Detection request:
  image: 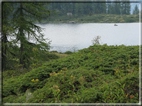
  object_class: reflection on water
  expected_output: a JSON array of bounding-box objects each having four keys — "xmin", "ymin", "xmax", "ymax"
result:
[{"xmin": 40, "ymin": 23, "xmax": 140, "ymax": 52}]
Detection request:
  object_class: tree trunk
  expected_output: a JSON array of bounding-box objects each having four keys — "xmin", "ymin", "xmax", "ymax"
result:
[
  {"xmin": 20, "ymin": 38, "xmax": 24, "ymax": 65},
  {"xmin": 19, "ymin": 3, "xmax": 25, "ymax": 68},
  {"xmin": 2, "ymin": 33, "xmax": 7, "ymax": 71}
]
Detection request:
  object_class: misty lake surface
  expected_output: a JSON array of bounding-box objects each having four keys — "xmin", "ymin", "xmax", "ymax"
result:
[{"xmin": 40, "ymin": 23, "xmax": 140, "ymax": 52}]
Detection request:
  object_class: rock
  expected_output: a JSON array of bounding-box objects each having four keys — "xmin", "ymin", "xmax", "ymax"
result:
[{"xmin": 25, "ymin": 89, "xmax": 33, "ymax": 102}]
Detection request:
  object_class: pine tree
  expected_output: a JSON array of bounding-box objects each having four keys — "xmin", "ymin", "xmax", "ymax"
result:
[
  {"xmin": 75, "ymin": 3, "xmax": 84, "ymax": 16},
  {"xmin": 1, "ymin": 3, "xmax": 14, "ymax": 70},
  {"xmin": 121, "ymin": 0, "xmax": 131, "ymax": 15},
  {"xmin": 114, "ymin": 1, "xmax": 121, "ymax": 15},
  {"xmin": 106, "ymin": 2, "xmax": 112, "ymax": 14},
  {"xmin": 133, "ymin": 5, "xmax": 139, "ymax": 15},
  {"xmin": 2, "ymin": 2, "xmax": 50, "ymax": 69},
  {"xmin": 14, "ymin": 3, "xmax": 50, "ymax": 68}
]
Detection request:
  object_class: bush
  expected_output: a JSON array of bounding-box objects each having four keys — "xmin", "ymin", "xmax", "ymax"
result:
[
  {"xmin": 3, "ymin": 45, "xmax": 139, "ymax": 103},
  {"xmin": 64, "ymin": 51, "xmax": 73, "ymax": 54},
  {"xmin": 3, "ymin": 67, "xmax": 53, "ymax": 98}
]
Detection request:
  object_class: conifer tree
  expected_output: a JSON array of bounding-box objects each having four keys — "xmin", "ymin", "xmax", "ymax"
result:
[
  {"xmin": 2, "ymin": 3, "xmax": 14, "ymax": 70},
  {"xmin": 2, "ymin": 2, "xmax": 50, "ymax": 69},
  {"xmin": 121, "ymin": 0, "xmax": 131, "ymax": 15},
  {"xmin": 13, "ymin": 3, "xmax": 50, "ymax": 68},
  {"xmin": 133, "ymin": 5, "xmax": 139, "ymax": 15}
]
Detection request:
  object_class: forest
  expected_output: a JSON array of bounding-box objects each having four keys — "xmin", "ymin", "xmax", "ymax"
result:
[
  {"xmin": 44, "ymin": 1, "xmax": 140, "ymax": 23},
  {"xmin": 47, "ymin": 1, "xmax": 131, "ymax": 16},
  {"xmin": 1, "ymin": 1, "xmax": 140, "ymax": 104}
]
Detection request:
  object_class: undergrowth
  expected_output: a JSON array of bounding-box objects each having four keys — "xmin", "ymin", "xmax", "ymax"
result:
[{"xmin": 3, "ymin": 44, "xmax": 139, "ymax": 103}]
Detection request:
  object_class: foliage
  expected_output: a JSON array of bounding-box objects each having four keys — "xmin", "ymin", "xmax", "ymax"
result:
[
  {"xmin": 2, "ymin": 69, "xmax": 29, "ymax": 80},
  {"xmin": 2, "ymin": 2, "xmax": 50, "ymax": 70},
  {"xmin": 3, "ymin": 67, "xmax": 53, "ymax": 98},
  {"xmin": 3, "ymin": 45, "xmax": 139, "ymax": 103}
]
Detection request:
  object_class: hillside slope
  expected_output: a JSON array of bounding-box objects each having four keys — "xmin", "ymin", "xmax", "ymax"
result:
[{"xmin": 3, "ymin": 44, "xmax": 139, "ymax": 103}]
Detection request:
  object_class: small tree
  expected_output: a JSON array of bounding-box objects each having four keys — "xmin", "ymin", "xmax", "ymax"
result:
[{"xmin": 92, "ymin": 36, "xmax": 101, "ymax": 45}]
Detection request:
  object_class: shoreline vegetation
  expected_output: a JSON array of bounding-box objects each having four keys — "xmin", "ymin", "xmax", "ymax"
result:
[{"xmin": 41, "ymin": 14, "xmax": 139, "ymax": 24}]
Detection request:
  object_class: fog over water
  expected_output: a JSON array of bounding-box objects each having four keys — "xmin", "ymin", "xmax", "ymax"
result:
[{"xmin": 39, "ymin": 23, "xmax": 140, "ymax": 52}]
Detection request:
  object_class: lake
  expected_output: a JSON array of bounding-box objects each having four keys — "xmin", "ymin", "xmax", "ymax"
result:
[{"xmin": 39, "ymin": 23, "xmax": 140, "ymax": 52}]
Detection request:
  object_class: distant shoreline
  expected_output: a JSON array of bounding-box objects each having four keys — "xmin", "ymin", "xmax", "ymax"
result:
[{"xmin": 41, "ymin": 14, "xmax": 140, "ymax": 24}]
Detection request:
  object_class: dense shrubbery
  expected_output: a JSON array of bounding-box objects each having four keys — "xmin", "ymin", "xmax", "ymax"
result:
[
  {"xmin": 3, "ymin": 67, "xmax": 53, "ymax": 97},
  {"xmin": 3, "ymin": 44, "xmax": 139, "ymax": 103},
  {"xmin": 64, "ymin": 51, "xmax": 73, "ymax": 54}
]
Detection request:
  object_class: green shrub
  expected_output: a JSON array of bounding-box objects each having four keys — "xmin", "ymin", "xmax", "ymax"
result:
[
  {"xmin": 3, "ymin": 67, "xmax": 53, "ymax": 98},
  {"xmin": 78, "ymin": 88, "xmax": 103, "ymax": 103},
  {"xmin": 3, "ymin": 45, "xmax": 139, "ymax": 103},
  {"xmin": 101, "ymin": 71, "xmax": 139, "ymax": 103},
  {"xmin": 64, "ymin": 51, "xmax": 73, "ymax": 54}
]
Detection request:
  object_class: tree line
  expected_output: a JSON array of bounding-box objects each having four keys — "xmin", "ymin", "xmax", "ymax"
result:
[{"xmin": 46, "ymin": 0, "xmax": 139, "ymax": 16}]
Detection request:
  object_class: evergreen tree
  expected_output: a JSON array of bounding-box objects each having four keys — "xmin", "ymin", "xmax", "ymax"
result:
[
  {"xmin": 2, "ymin": 2, "xmax": 50, "ymax": 69},
  {"xmin": 106, "ymin": 0, "xmax": 130, "ymax": 15},
  {"xmin": 106, "ymin": 1, "xmax": 113, "ymax": 14},
  {"xmin": 94, "ymin": 3, "xmax": 103, "ymax": 14},
  {"xmin": 1, "ymin": 3, "xmax": 14, "ymax": 70},
  {"xmin": 13, "ymin": 3, "xmax": 50, "ymax": 68},
  {"xmin": 83, "ymin": 3, "xmax": 92, "ymax": 15},
  {"xmin": 121, "ymin": 0, "xmax": 131, "ymax": 15},
  {"xmin": 72, "ymin": 3, "xmax": 75, "ymax": 15},
  {"xmin": 75, "ymin": 3, "xmax": 84, "ymax": 16},
  {"xmin": 114, "ymin": 1, "xmax": 121, "ymax": 14},
  {"xmin": 133, "ymin": 5, "xmax": 139, "ymax": 15},
  {"xmin": 101, "ymin": 2, "xmax": 107, "ymax": 14}
]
